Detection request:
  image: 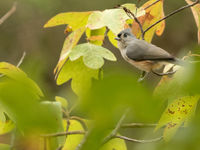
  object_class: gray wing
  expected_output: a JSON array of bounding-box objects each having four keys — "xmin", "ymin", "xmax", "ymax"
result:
[{"xmin": 126, "ymin": 39, "xmax": 175, "ymax": 61}]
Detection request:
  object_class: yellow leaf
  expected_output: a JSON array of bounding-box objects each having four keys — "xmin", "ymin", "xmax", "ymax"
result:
[
  {"xmin": 156, "ymin": 96, "xmax": 199, "ymax": 141},
  {"xmin": 62, "ymin": 120, "xmax": 85, "ymax": 150},
  {"xmin": 132, "ymin": 0, "xmax": 165, "ymax": 42},
  {"xmin": 44, "ymin": 12, "xmax": 91, "ymax": 30},
  {"xmin": 54, "ymin": 27, "xmax": 85, "ymax": 78},
  {"xmin": 185, "ymin": 0, "xmax": 200, "ymax": 44}
]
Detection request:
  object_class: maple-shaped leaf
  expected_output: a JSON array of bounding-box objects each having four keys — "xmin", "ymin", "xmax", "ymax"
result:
[
  {"xmin": 185, "ymin": 0, "xmax": 200, "ymax": 44},
  {"xmin": 132, "ymin": 0, "xmax": 165, "ymax": 42},
  {"xmin": 69, "ymin": 43, "xmax": 116, "ymax": 69},
  {"xmin": 155, "ymin": 95, "xmax": 199, "ymax": 141},
  {"xmin": 87, "ymin": 3, "xmax": 145, "ymax": 35},
  {"xmin": 54, "ymin": 27, "xmax": 85, "ymax": 78},
  {"xmin": 56, "ymin": 58, "xmax": 99, "ymax": 96},
  {"xmin": 44, "ymin": 12, "xmax": 91, "ymax": 30}
]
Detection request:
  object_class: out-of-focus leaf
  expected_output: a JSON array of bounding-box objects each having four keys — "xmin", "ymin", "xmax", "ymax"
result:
[
  {"xmin": 87, "ymin": 3, "xmax": 145, "ymax": 34},
  {"xmin": 0, "ymin": 63, "xmax": 64, "ymax": 149},
  {"xmin": 0, "ymin": 107, "xmax": 6, "ymax": 122},
  {"xmin": 44, "ymin": 12, "xmax": 91, "ymax": 30},
  {"xmin": 69, "ymin": 43, "xmax": 116, "ymax": 69},
  {"xmin": 0, "ymin": 144, "xmax": 10, "ymax": 150},
  {"xmin": 56, "ymin": 58, "xmax": 99, "ymax": 96},
  {"xmin": 132, "ymin": 0, "xmax": 165, "ymax": 42},
  {"xmin": 0, "ymin": 120, "xmax": 14, "ymax": 135},
  {"xmin": 54, "ymin": 27, "xmax": 85, "ymax": 78},
  {"xmin": 78, "ymin": 69, "xmax": 163, "ymax": 150},
  {"xmin": 185, "ymin": 0, "xmax": 200, "ymax": 44},
  {"xmin": 100, "ymin": 138, "xmax": 127, "ymax": 150},
  {"xmin": 156, "ymin": 96, "xmax": 199, "ymax": 141},
  {"xmin": 0, "ymin": 62, "xmax": 43, "ymax": 98},
  {"xmin": 62, "ymin": 120, "xmax": 85, "ymax": 150},
  {"xmin": 107, "ymin": 30, "xmax": 118, "ymax": 48},
  {"xmin": 86, "ymin": 27, "xmax": 106, "ymax": 45},
  {"xmin": 55, "ymin": 96, "xmax": 68, "ymax": 110}
]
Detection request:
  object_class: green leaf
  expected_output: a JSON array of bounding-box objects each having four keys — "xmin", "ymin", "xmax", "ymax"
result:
[
  {"xmin": 62, "ymin": 120, "xmax": 85, "ymax": 150},
  {"xmin": 100, "ymin": 138, "xmax": 127, "ymax": 150},
  {"xmin": 55, "ymin": 96, "xmax": 68, "ymax": 110},
  {"xmin": 107, "ymin": 30, "xmax": 118, "ymax": 48},
  {"xmin": 0, "ymin": 120, "xmax": 15, "ymax": 135},
  {"xmin": 44, "ymin": 12, "xmax": 91, "ymax": 30},
  {"xmin": 56, "ymin": 58, "xmax": 99, "ymax": 96},
  {"xmin": 156, "ymin": 96, "xmax": 199, "ymax": 141},
  {"xmin": 69, "ymin": 43, "xmax": 116, "ymax": 69},
  {"xmin": 0, "ymin": 62, "xmax": 43, "ymax": 98},
  {"xmin": 87, "ymin": 3, "xmax": 145, "ymax": 34},
  {"xmin": 54, "ymin": 27, "xmax": 85, "ymax": 77}
]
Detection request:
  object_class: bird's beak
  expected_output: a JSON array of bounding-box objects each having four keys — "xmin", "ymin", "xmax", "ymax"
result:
[{"xmin": 115, "ymin": 37, "xmax": 121, "ymax": 41}]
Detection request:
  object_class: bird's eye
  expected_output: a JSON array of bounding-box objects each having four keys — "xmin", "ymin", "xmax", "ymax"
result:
[
  {"xmin": 124, "ymin": 33, "xmax": 128, "ymax": 38},
  {"xmin": 117, "ymin": 33, "xmax": 121, "ymax": 38}
]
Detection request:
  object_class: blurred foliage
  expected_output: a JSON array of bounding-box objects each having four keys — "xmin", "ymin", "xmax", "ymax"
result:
[{"xmin": 0, "ymin": 0, "xmax": 200, "ymax": 150}]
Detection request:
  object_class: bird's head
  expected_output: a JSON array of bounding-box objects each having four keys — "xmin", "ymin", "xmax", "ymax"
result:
[{"xmin": 115, "ymin": 28, "xmax": 136, "ymax": 50}]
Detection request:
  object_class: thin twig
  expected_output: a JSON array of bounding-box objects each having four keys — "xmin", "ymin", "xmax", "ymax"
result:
[
  {"xmin": 142, "ymin": 0, "xmax": 200, "ymax": 37},
  {"xmin": 102, "ymin": 109, "xmax": 129, "ymax": 144},
  {"xmin": 121, "ymin": 123, "xmax": 157, "ymax": 128},
  {"xmin": 114, "ymin": 135, "xmax": 163, "ymax": 143},
  {"xmin": 17, "ymin": 52, "xmax": 26, "ymax": 67},
  {"xmin": 122, "ymin": 7, "xmax": 145, "ymax": 40},
  {"xmin": 0, "ymin": 2, "xmax": 17, "ymax": 26},
  {"xmin": 70, "ymin": 116, "xmax": 88, "ymax": 131},
  {"xmin": 41, "ymin": 130, "xmax": 86, "ymax": 137},
  {"xmin": 144, "ymin": 0, "xmax": 161, "ymax": 10}
]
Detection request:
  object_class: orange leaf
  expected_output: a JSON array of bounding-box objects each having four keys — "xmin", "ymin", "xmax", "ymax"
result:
[{"xmin": 132, "ymin": 0, "xmax": 165, "ymax": 42}]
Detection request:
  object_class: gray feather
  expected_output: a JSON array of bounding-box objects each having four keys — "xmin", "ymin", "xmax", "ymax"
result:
[{"xmin": 126, "ymin": 39, "xmax": 175, "ymax": 61}]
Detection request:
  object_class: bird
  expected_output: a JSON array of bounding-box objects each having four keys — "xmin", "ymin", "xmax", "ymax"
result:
[{"xmin": 115, "ymin": 28, "xmax": 183, "ymax": 82}]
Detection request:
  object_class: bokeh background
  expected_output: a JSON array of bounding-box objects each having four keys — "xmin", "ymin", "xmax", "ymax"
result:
[
  {"xmin": 0, "ymin": 0, "xmax": 200, "ymax": 150},
  {"xmin": 0, "ymin": 0, "xmax": 199, "ymax": 99}
]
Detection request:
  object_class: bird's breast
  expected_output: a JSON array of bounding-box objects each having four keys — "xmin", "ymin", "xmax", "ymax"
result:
[{"xmin": 120, "ymin": 49, "xmax": 153, "ymax": 72}]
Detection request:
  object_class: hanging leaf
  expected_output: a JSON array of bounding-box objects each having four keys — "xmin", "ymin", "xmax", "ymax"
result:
[
  {"xmin": 44, "ymin": 12, "xmax": 92, "ymax": 30},
  {"xmin": 56, "ymin": 58, "xmax": 99, "ymax": 96},
  {"xmin": 69, "ymin": 43, "xmax": 116, "ymax": 69},
  {"xmin": 155, "ymin": 96, "xmax": 199, "ymax": 141},
  {"xmin": 54, "ymin": 27, "xmax": 85, "ymax": 78},
  {"xmin": 185, "ymin": 0, "xmax": 200, "ymax": 44},
  {"xmin": 132, "ymin": 0, "xmax": 165, "ymax": 42}
]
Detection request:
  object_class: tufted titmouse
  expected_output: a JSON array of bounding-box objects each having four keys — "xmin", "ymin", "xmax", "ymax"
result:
[{"xmin": 115, "ymin": 28, "xmax": 182, "ymax": 82}]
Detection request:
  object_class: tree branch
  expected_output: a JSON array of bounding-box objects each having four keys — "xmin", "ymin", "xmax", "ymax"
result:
[
  {"xmin": 0, "ymin": 2, "xmax": 17, "ymax": 26},
  {"xmin": 102, "ymin": 109, "xmax": 129, "ymax": 144},
  {"xmin": 122, "ymin": 7, "xmax": 145, "ymax": 40},
  {"xmin": 41, "ymin": 130, "xmax": 86, "ymax": 138},
  {"xmin": 144, "ymin": 0, "xmax": 161, "ymax": 10},
  {"xmin": 121, "ymin": 123, "xmax": 157, "ymax": 128},
  {"xmin": 114, "ymin": 135, "xmax": 163, "ymax": 143},
  {"xmin": 142, "ymin": 0, "xmax": 200, "ymax": 37}
]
